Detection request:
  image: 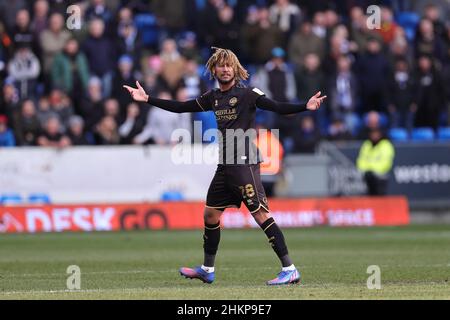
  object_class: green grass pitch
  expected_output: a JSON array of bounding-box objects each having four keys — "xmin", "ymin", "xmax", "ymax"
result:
[{"xmin": 1, "ymin": 225, "xmax": 449, "ymax": 299}]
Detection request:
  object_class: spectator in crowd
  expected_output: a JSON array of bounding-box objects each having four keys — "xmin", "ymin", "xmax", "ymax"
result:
[
  {"xmin": 1, "ymin": 78, "xmax": 20, "ymax": 120},
  {"xmin": 355, "ymin": 38, "xmax": 390, "ymax": 113},
  {"xmin": 0, "ymin": 21, "xmax": 13, "ymax": 76},
  {"xmin": 414, "ymin": 18, "xmax": 445, "ymax": 65},
  {"xmin": 142, "ymin": 55, "xmax": 165, "ymax": 95},
  {"xmin": 252, "ymin": 47, "xmax": 297, "ymax": 133},
  {"xmin": 208, "ymin": 5, "xmax": 240, "ymax": 54},
  {"xmin": 295, "ymin": 53, "xmax": 326, "ymax": 131},
  {"xmin": 0, "ymin": 0, "xmax": 27, "ymax": 33},
  {"xmin": 178, "ymin": 31, "xmax": 201, "ymax": 62},
  {"xmin": 152, "ymin": 0, "xmax": 187, "ymax": 36},
  {"xmin": 7, "ymin": 44, "xmax": 41, "ymax": 99},
  {"xmin": 51, "ymin": 38, "xmax": 90, "ymax": 113},
  {"xmin": 159, "ymin": 38, "xmax": 186, "ymax": 94},
  {"xmin": 85, "ymin": 0, "xmax": 114, "ymax": 26},
  {"xmin": 252, "ymin": 47, "xmax": 297, "ymax": 103},
  {"xmin": 444, "ymin": 24, "xmax": 450, "ymax": 67},
  {"xmin": 134, "ymin": 90, "xmax": 190, "ymax": 145},
  {"xmin": 292, "ymin": 115, "xmax": 321, "ymax": 154},
  {"xmin": 423, "ymin": 3, "xmax": 446, "ymax": 38},
  {"xmin": 348, "ymin": 6, "xmax": 382, "ymax": 55},
  {"xmin": 80, "ymin": 76, "xmax": 104, "ymax": 130},
  {"xmin": 357, "ymin": 127, "xmax": 395, "ymax": 196},
  {"xmin": 269, "ymin": 0, "xmax": 301, "ymax": 45},
  {"xmin": 327, "ymin": 115, "xmax": 353, "ymax": 141},
  {"xmin": 239, "ymin": 5, "xmax": 259, "ymax": 63},
  {"xmin": 36, "ymin": 95, "xmax": 52, "ymax": 126},
  {"xmin": 37, "ymin": 115, "xmax": 71, "ymax": 147},
  {"xmin": 48, "ymin": 88, "xmax": 74, "ymax": 129},
  {"xmin": 94, "ymin": 115, "xmax": 120, "ymax": 145},
  {"xmin": 413, "ymin": 55, "xmax": 445, "ymax": 130},
  {"xmin": 118, "ymin": 102, "xmax": 145, "ymax": 144},
  {"xmin": 388, "ymin": 33, "xmax": 413, "ymax": 66},
  {"xmin": 116, "ymin": 20, "xmax": 143, "ymax": 64},
  {"xmin": 67, "ymin": 115, "xmax": 91, "ymax": 146},
  {"xmin": 39, "ymin": 12, "xmax": 71, "ymax": 75},
  {"xmin": 102, "ymin": 98, "xmax": 121, "ymax": 124},
  {"xmin": 0, "ymin": 115, "xmax": 15, "ymax": 147},
  {"xmin": 241, "ymin": 7, "xmax": 283, "ymax": 64},
  {"xmin": 288, "ymin": 20, "xmax": 325, "ymax": 68},
  {"xmin": 181, "ymin": 58, "xmax": 208, "ymax": 100},
  {"xmin": 112, "ymin": 54, "xmax": 138, "ymax": 116},
  {"xmin": 327, "ymin": 54, "xmax": 359, "ymax": 135},
  {"xmin": 114, "ymin": 6, "xmax": 134, "ymax": 31},
  {"xmin": 11, "ymin": 9, "xmax": 37, "ymax": 52},
  {"xmin": 30, "ymin": 0, "xmax": 49, "ymax": 38},
  {"xmin": 358, "ymin": 110, "xmax": 384, "ymax": 140},
  {"xmin": 376, "ymin": 6, "xmax": 399, "ymax": 45},
  {"xmin": 296, "ymin": 53, "xmax": 324, "ymax": 102},
  {"xmin": 387, "ymin": 58, "xmax": 416, "ymax": 130},
  {"xmin": 13, "ymin": 99, "xmax": 41, "ymax": 146},
  {"xmin": 82, "ymin": 18, "xmax": 116, "ymax": 98},
  {"xmin": 311, "ymin": 11, "xmax": 327, "ymax": 39}
]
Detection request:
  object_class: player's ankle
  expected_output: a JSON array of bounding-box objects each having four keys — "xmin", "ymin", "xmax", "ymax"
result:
[
  {"xmin": 281, "ymin": 264, "xmax": 296, "ymax": 272},
  {"xmin": 201, "ymin": 265, "xmax": 215, "ymax": 273}
]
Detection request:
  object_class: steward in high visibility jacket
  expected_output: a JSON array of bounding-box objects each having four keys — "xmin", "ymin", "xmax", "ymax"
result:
[{"xmin": 356, "ymin": 128, "xmax": 395, "ymax": 195}]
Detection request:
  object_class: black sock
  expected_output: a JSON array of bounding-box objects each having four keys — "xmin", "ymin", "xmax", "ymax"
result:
[
  {"xmin": 203, "ymin": 221, "xmax": 220, "ymax": 267},
  {"xmin": 260, "ymin": 217, "xmax": 293, "ymax": 267}
]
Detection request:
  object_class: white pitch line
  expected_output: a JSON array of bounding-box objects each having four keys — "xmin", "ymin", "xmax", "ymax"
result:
[
  {"xmin": 4, "ymin": 264, "xmax": 450, "ymax": 278},
  {"xmin": 5, "ymin": 266, "xmax": 277, "ymax": 278},
  {"xmin": 0, "ymin": 287, "xmax": 152, "ymax": 295}
]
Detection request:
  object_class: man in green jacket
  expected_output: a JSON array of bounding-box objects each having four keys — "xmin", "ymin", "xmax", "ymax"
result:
[
  {"xmin": 51, "ymin": 38, "xmax": 90, "ymax": 97},
  {"xmin": 357, "ymin": 128, "xmax": 395, "ymax": 195}
]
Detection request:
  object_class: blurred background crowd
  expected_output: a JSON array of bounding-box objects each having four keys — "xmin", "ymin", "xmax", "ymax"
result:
[{"xmin": 0, "ymin": 0, "xmax": 449, "ymax": 153}]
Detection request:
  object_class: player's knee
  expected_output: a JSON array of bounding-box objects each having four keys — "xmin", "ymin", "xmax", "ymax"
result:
[
  {"xmin": 252, "ymin": 208, "xmax": 271, "ymax": 226},
  {"xmin": 204, "ymin": 207, "xmax": 222, "ymax": 225}
]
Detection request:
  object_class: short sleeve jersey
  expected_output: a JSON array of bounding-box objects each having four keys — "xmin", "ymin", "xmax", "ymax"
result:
[{"xmin": 196, "ymin": 84, "xmax": 266, "ymax": 165}]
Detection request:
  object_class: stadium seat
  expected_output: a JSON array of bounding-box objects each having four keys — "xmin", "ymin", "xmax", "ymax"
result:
[
  {"xmin": 28, "ymin": 193, "xmax": 51, "ymax": 204},
  {"xmin": 161, "ymin": 191, "xmax": 184, "ymax": 202},
  {"xmin": 437, "ymin": 127, "xmax": 450, "ymax": 141},
  {"xmin": 283, "ymin": 137, "xmax": 294, "ymax": 154},
  {"xmin": 411, "ymin": 127, "xmax": 435, "ymax": 142},
  {"xmin": 193, "ymin": 111, "xmax": 217, "ymax": 143},
  {"xmin": 134, "ymin": 14, "xmax": 159, "ymax": 48},
  {"xmin": 395, "ymin": 12, "xmax": 420, "ymax": 41},
  {"xmin": 389, "ymin": 127, "xmax": 409, "ymax": 142},
  {"xmin": 0, "ymin": 193, "xmax": 23, "ymax": 205}
]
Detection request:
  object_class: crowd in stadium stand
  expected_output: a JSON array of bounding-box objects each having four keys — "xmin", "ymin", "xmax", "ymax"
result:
[{"xmin": 0, "ymin": 0, "xmax": 449, "ymax": 152}]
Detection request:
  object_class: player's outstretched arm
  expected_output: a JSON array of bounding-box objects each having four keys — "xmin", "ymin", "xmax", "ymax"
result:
[
  {"xmin": 257, "ymin": 91, "xmax": 327, "ymax": 114},
  {"xmin": 123, "ymin": 81, "xmax": 203, "ymax": 113}
]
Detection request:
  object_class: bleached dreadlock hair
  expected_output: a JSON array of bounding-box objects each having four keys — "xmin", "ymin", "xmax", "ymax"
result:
[{"xmin": 205, "ymin": 47, "xmax": 249, "ymax": 82}]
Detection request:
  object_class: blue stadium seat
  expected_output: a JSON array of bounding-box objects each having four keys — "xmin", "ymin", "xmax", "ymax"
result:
[
  {"xmin": 193, "ymin": 111, "xmax": 217, "ymax": 143},
  {"xmin": 134, "ymin": 14, "xmax": 159, "ymax": 48},
  {"xmin": 395, "ymin": 12, "xmax": 420, "ymax": 41},
  {"xmin": 0, "ymin": 193, "xmax": 23, "ymax": 205},
  {"xmin": 28, "ymin": 193, "xmax": 51, "ymax": 204},
  {"xmin": 411, "ymin": 127, "xmax": 435, "ymax": 142},
  {"xmin": 437, "ymin": 127, "xmax": 450, "ymax": 141},
  {"xmin": 389, "ymin": 127, "xmax": 408, "ymax": 142},
  {"xmin": 161, "ymin": 191, "xmax": 184, "ymax": 202}
]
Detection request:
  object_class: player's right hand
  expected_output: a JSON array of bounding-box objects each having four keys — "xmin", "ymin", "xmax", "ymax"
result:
[{"xmin": 123, "ymin": 81, "xmax": 149, "ymax": 102}]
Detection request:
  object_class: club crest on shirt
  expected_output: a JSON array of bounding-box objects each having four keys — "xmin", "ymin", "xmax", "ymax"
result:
[{"xmin": 229, "ymin": 97, "xmax": 238, "ymax": 106}]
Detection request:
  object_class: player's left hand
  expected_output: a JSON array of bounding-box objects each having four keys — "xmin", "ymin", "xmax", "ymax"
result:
[{"xmin": 306, "ymin": 91, "xmax": 327, "ymax": 111}]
